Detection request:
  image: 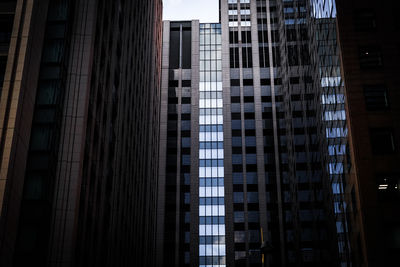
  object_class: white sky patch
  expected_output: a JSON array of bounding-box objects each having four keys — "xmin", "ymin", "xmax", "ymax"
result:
[{"xmin": 163, "ymin": 0, "xmax": 219, "ymax": 23}]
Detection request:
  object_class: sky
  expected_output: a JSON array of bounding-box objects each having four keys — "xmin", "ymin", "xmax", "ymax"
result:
[{"xmin": 163, "ymin": 0, "xmax": 219, "ymax": 23}]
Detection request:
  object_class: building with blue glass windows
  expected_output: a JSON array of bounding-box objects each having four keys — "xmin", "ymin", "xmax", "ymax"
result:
[{"xmin": 157, "ymin": 0, "xmax": 357, "ymax": 267}]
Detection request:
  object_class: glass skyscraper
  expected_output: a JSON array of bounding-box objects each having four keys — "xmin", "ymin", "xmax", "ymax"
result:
[{"xmin": 158, "ymin": 0, "xmax": 352, "ymax": 266}]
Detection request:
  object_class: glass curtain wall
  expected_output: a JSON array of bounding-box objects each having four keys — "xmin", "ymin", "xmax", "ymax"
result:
[{"xmin": 198, "ymin": 23, "xmax": 226, "ymax": 267}]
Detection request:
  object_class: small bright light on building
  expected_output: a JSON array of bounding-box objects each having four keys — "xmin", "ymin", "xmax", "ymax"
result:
[{"xmin": 378, "ymin": 184, "xmax": 389, "ymax": 190}]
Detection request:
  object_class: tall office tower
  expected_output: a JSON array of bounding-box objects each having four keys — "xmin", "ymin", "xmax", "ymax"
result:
[
  {"xmin": 307, "ymin": 1, "xmax": 353, "ymax": 266},
  {"xmin": 334, "ymin": 0, "xmax": 400, "ymax": 266},
  {"xmin": 158, "ymin": 1, "xmax": 350, "ymax": 266},
  {"xmin": 0, "ymin": 1, "xmax": 162, "ymax": 267}
]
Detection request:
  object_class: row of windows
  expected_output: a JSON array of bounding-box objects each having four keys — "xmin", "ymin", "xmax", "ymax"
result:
[
  {"xmin": 200, "ymin": 197, "xmax": 225, "ymax": 205},
  {"xmin": 199, "ymin": 256, "xmax": 226, "ymax": 266},
  {"xmin": 230, "ymin": 47, "xmax": 252, "ymax": 68},
  {"xmin": 233, "ymin": 192, "xmax": 259, "ymax": 203},
  {"xmin": 200, "ymin": 108, "xmax": 223, "ymax": 115},
  {"xmin": 199, "ymin": 70, "xmax": 222, "ymax": 82},
  {"xmin": 199, "ymin": 81, "xmax": 223, "ymax": 91},
  {"xmin": 199, "ymin": 23, "xmax": 226, "ymax": 262},
  {"xmin": 199, "ymin": 235, "xmax": 225, "ymax": 244},
  {"xmin": 200, "ymin": 141, "xmax": 224, "ymax": 149},
  {"xmin": 199, "ymin": 148, "xmax": 224, "ymax": 160},
  {"xmin": 199, "ymin": 205, "xmax": 225, "ymax": 216},
  {"xmin": 199, "ymin": 186, "xmax": 225, "ymax": 198},
  {"xmin": 200, "ymin": 125, "xmax": 224, "ymax": 132},
  {"xmin": 199, "ymin": 178, "xmax": 224, "ymax": 187},
  {"xmin": 200, "ymin": 159, "xmax": 224, "ymax": 167},
  {"xmin": 199, "ymin": 224, "xmax": 226, "ymax": 236},
  {"xmin": 199, "ymin": 34, "xmax": 222, "ymax": 45}
]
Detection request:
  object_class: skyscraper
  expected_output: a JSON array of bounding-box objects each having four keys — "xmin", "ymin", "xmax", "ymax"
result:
[
  {"xmin": 157, "ymin": 0, "xmax": 350, "ymax": 266},
  {"xmin": 0, "ymin": 0, "xmax": 162, "ymax": 266},
  {"xmin": 335, "ymin": 0, "xmax": 400, "ymax": 266}
]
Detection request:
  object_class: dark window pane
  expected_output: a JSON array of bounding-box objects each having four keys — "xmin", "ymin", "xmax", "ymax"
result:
[
  {"xmin": 233, "ymin": 172, "xmax": 243, "ymax": 184},
  {"xmin": 231, "ymin": 79, "xmax": 240, "ymax": 86},
  {"xmin": 247, "ymin": 192, "xmax": 258, "ymax": 203},
  {"xmin": 234, "ymin": 192, "xmax": 244, "ymax": 203},
  {"xmin": 242, "ymin": 47, "xmax": 252, "ymax": 68},
  {"xmin": 363, "ymin": 84, "xmax": 389, "ymax": 110},
  {"xmin": 182, "ymin": 28, "xmax": 192, "ymax": 68},
  {"xmin": 182, "ymin": 80, "xmax": 191, "ymax": 87},
  {"xmin": 241, "ymin": 31, "xmax": 251, "ymax": 44},
  {"xmin": 230, "ymin": 47, "xmax": 240, "ymax": 68},
  {"xmin": 229, "ymin": 30, "xmax": 239, "ymax": 44},
  {"xmin": 354, "ymin": 9, "xmax": 376, "ymax": 31},
  {"xmin": 288, "ymin": 45, "xmax": 298, "ymax": 66},
  {"xmin": 370, "ymin": 128, "xmax": 396, "ymax": 154},
  {"xmin": 259, "ymin": 46, "xmax": 269, "ymax": 68},
  {"xmin": 169, "ymin": 29, "xmax": 180, "ymax": 68}
]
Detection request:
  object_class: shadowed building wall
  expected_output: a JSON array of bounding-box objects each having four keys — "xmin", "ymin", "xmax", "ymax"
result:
[
  {"xmin": 336, "ymin": 0, "xmax": 400, "ymax": 266},
  {"xmin": 0, "ymin": 0, "xmax": 162, "ymax": 266}
]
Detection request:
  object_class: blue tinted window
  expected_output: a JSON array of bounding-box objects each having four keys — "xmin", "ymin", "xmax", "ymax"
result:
[{"xmin": 233, "ymin": 173, "xmax": 243, "ymax": 184}]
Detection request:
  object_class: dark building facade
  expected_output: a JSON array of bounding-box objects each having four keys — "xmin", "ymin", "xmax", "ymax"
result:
[
  {"xmin": 0, "ymin": 0, "xmax": 162, "ymax": 267},
  {"xmin": 335, "ymin": 0, "xmax": 400, "ymax": 266},
  {"xmin": 158, "ymin": 1, "xmax": 351, "ymax": 267}
]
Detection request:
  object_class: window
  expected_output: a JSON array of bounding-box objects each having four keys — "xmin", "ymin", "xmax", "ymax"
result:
[
  {"xmin": 370, "ymin": 128, "xmax": 396, "ymax": 154},
  {"xmin": 248, "ymin": 230, "xmax": 260, "ymax": 243},
  {"xmin": 231, "ymin": 79, "xmax": 240, "ymax": 86},
  {"xmin": 182, "ymin": 80, "xmax": 191, "ymax": 87},
  {"xmin": 232, "ymin": 136, "xmax": 242, "ymax": 147},
  {"xmin": 233, "ymin": 172, "xmax": 243, "ymax": 184},
  {"xmin": 259, "ymin": 46, "xmax": 269, "ymax": 68},
  {"xmin": 301, "ymin": 44, "xmax": 310, "ymax": 65},
  {"xmin": 245, "ymin": 172, "xmax": 256, "ymax": 184},
  {"xmin": 288, "ymin": 45, "xmax": 298, "ymax": 66},
  {"xmin": 363, "ymin": 84, "xmax": 389, "ymax": 110},
  {"xmin": 354, "ymin": 9, "xmax": 376, "ymax": 31},
  {"xmin": 243, "ymin": 79, "xmax": 253, "ymax": 86},
  {"xmin": 232, "ymin": 154, "xmax": 243, "ymax": 164},
  {"xmin": 232, "ymin": 120, "xmax": 241, "ymax": 130},
  {"xmin": 272, "ymin": 46, "xmax": 281, "ymax": 66},
  {"xmin": 168, "ymin": 80, "xmax": 178, "ymax": 87},
  {"xmin": 234, "ymin": 192, "xmax": 244, "ymax": 203},
  {"xmin": 245, "ymin": 136, "xmax": 256, "ymax": 146},
  {"xmin": 182, "ymin": 104, "xmax": 191, "ymax": 114},
  {"xmin": 241, "ymin": 31, "xmax": 251, "ymax": 44},
  {"xmin": 246, "ymin": 154, "xmax": 256, "ymax": 164},
  {"xmin": 234, "ymin": 231, "xmax": 246, "ymax": 243},
  {"xmin": 230, "ymin": 47, "xmax": 240, "ymax": 68},
  {"xmin": 359, "ymin": 46, "xmax": 383, "ymax": 69},
  {"xmin": 248, "ymin": 211, "xmax": 259, "ymax": 223},
  {"xmin": 242, "ymin": 47, "xmax": 253, "ymax": 68},
  {"xmin": 229, "ymin": 31, "xmax": 239, "ymax": 43},
  {"xmin": 234, "ymin": 211, "xmax": 244, "ymax": 223},
  {"xmin": 247, "ymin": 192, "xmax": 258, "ymax": 203}
]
